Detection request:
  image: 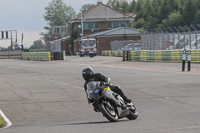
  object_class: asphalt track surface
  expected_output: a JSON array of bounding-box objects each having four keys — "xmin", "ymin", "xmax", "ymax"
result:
[{"xmin": 1, "ymin": 56, "xmax": 200, "ymax": 133}]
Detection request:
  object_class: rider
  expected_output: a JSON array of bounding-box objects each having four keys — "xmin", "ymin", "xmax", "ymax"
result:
[{"xmin": 82, "ymin": 66, "xmax": 132, "ymax": 103}]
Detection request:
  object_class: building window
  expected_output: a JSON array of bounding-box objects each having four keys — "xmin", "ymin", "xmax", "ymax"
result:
[
  {"xmin": 95, "ymin": 22, "xmax": 100, "ymax": 29},
  {"xmin": 88, "ymin": 22, "xmax": 93, "ymax": 30},
  {"xmin": 107, "ymin": 21, "xmax": 126, "ymax": 29},
  {"xmin": 113, "ymin": 21, "xmax": 119, "ymax": 28},
  {"xmin": 61, "ymin": 28, "xmax": 66, "ymax": 34},
  {"xmin": 83, "ymin": 22, "xmax": 100, "ymax": 30},
  {"xmin": 108, "ymin": 22, "xmax": 112, "ymax": 29},
  {"xmin": 53, "ymin": 28, "xmax": 60, "ymax": 34}
]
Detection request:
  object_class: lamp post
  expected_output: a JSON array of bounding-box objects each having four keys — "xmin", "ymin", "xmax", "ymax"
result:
[
  {"xmin": 123, "ymin": 10, "xmax": 125, "ymax": 38},
  {"xmin": 81, "ymin": 11, "xmax": 84, "ymax": 38}
]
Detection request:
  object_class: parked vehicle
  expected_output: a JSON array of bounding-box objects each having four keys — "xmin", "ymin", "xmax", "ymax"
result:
[
  {"xmin": 118, "ymin": 43, "xmax": 141, "ymax": 51},
  {"xmin": 80, "ymin": 38, "xmax": 97, "ymax": 57},
  {"xmin": 86, "ymin": 81, "xmax": 138, "ymax": 122}
]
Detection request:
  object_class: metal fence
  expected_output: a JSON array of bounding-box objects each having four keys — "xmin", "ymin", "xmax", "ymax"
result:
[
  {"xmin": 110, "ymin": 24, "xmax": 200, "ymax": 51},
  {"xmin": 141, "ymin": 24, "xmax": 200, "ymax": 50},
  {"xmin": 46, "ymin": 41, "xmax": 62, "ymax": 52}
]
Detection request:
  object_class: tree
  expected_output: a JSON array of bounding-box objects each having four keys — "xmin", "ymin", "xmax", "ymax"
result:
[
  {"xmin": 133, "ymin": 18, "xmax": 145, "ymax": 29},
  {"xmin": 135, "ymin": 0, "xmax": 143, "ymax": 13},
  {"xmin": 161, "ymin": 11, "xmax": 183, "ymax": 28},
  {"xmin": 106, "ymin": 0, "xmax": 120, "ymax": 10},
  {"xmin": 182, "ymin": 0, "xmax": 195, "ymax": 25},
  {"xmin": 106, "ymin": 0, "xmax": 130, "ymax": 12},
  {"xmin": 128, "ymin": 0, "xmax": 136, "ymax": 12},
  {"xmin": 70, "ymin": 31, "xmax": 77, "ymax": 55},
  {"xmin": 159, "ymin": 0, "xmax": 171, "ymax": 21},
  {"xmin": 79, "ymin": 4, "xmax": 96, "ymax": 14},
  {"xmin": 194, "ymin": 10, "xmax": 200, "ymax": 24},
  {"xmin": 143, "ymin": 0, "xmax": 153, "ymax": 21},
  {"xmin": 43, "ymin": 0, "xmax": 76, "ymax": 30},
  {"xmin": 29, "ymin": 40, "xmax": 45, "ymax": 49},
  {"xmin": 119, "ymin": 0, "xmax": 129, "ymax": 13}
]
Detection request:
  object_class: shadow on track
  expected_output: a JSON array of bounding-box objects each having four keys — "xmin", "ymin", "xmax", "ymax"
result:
[{"xmin": 52, "ymin": 119, "xmax": 129, "ymax": 126}]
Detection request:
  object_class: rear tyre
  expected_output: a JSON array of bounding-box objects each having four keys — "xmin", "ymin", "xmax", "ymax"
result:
[
  {"xmin": 126, "ymin": 105, "xmax": 138, "ymax": 120},
  {"xmin": 99, "ymin": 101, "xmax": 118, "ymax": 122}
]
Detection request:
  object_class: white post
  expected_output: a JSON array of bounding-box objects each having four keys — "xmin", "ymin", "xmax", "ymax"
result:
[{"xmin": 81, "ymin": 11, "xmax": 84, "ymax": 38}]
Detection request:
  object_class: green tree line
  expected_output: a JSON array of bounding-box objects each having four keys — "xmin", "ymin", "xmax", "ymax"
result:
[
  {"xmin": 124, "ymin": 0, "xmax": 200, "ymax": 30},
  {"xmin": 44, "ymin": 0, "xmax": 200, "ymax": 31}
]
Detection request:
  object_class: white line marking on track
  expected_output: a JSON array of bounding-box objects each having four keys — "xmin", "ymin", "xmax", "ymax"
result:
[
  {"xmin": 46, "ymin": 79, "xmax": 82, "ymax": 89},
  {"xmin": 0, "ymin": 109, "xmax": 12, "ymax": 129}
]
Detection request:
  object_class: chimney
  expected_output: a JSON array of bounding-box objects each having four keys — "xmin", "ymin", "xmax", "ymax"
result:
[{"xmin": 97, "ymin": 0, "xmax": 102, "ymax": 5}]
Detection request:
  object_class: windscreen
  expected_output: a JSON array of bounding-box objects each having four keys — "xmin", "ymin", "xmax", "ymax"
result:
[
  {"xmin": 86, "ymin": 81, "xmax": 100, "ymax": 92},
  {"xmin": 81, "ymin": 40, "xmax": 96, "ymax": 47}
]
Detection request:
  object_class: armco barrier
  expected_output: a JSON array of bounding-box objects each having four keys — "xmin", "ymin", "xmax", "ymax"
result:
[
  {"xmin": 111, "ymin": 51, "xmax": 123, "ymax": 57},
  {"xmin": 102, "ymin": 50, "xmax": 200, "ymax": 63},
  {"xmin": 102, "ymin": 50, "xmax": 111, "ymax": 56},
  {"xmin": 191, "ymin": 50, "xmax": 200, "ymax": 63},
  {"xmin": 22, "ymin": 52, "xmax": 51, "ymax": 61}
]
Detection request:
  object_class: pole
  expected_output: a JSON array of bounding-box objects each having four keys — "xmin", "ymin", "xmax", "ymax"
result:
[
  {"xmin": 123, "ymin": 9, "xmax": 125, "ymax": 38},
  {"xmin": 182, "ymin": 49, "xmax": 186, "ymax": 71},
  {"xmin": 188, "ymin": 50, "xmax": 191, "ymax": 71},
  {"xmin": 11, "ymin": 31, "xmax": 13, "ymax": 50},
  {"xmin": 81, "ymin": 11, "xmax": 84, "ymax": 38}
]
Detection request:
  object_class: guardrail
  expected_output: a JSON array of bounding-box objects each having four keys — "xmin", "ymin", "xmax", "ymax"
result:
[
  {"xmin": 0, "ymin": 50, "xmax": 22, "ymax": 59},
  {"xmin": 102, "ymin": 50, "xmax": 111, "ymax": 56},
  {"xmin": 102, "ymin": 50, "xmax": 200, "ymax": 63}
]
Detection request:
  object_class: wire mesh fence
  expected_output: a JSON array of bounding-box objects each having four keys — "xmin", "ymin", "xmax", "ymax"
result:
[
  {"xmin": 110, "ymin": 24, "xmax": 200, "ymax": 51},
  {"xmin": 46, "ymin": 41, "xmax": 62, "ymax": 52},
  {"xmin": 141, "ymin": 24, "xmax": 200, "ymax": 50}
]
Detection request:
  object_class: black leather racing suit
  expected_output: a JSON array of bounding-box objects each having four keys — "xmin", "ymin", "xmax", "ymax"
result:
[{"xmin": 84, "ymin": 73, "xmax": 127, "ymax": 99}]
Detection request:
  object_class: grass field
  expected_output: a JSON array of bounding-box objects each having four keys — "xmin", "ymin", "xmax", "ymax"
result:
[{"xmin": 0, "ymin": 115, "xmax": 4, "ymax": 127}]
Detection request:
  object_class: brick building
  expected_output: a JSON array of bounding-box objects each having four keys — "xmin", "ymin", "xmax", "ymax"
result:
[
  {"xmin": 74, "ymin": 27, "xmax": 142, "ymax": 55},
  {"xmin": 46, "ymin": 2, "xmax": 141, "ymax": 55},
  {"xmin": 69, "ymin": 2, "xmax": 135, "ymax": 38}
]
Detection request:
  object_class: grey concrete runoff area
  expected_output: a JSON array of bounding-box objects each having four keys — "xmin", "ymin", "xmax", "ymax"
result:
[{"xmin": 0, "ymin": 56, "xmax": 200, "ymax": 133}]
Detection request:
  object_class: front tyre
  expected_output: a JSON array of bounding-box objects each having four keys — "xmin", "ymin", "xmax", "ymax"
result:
[
  {"xmin": 126, "ymin": 105, "xmax": 138, "ymax": 120},
  {"xmin": 99, "ymin": 102, "xmax": 118, "ymax": 122}
]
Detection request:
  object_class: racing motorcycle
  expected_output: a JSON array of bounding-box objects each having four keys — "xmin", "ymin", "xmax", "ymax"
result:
[{"xmin": 86, "ymin": 81, "xmax": 138, "ymax": 122}]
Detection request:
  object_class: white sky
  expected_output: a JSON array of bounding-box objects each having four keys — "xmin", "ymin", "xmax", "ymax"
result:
[{"xmin": 0, "ymin": 0, "xmax": 133, "ymax": 48}]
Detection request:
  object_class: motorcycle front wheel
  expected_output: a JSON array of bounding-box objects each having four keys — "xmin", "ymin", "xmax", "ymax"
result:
[
  {"xmin": 99, "ymin": 101, "xmax": 118, "ymax": 122},
  {"xmin": 126, "ymin": 105, "xmax": 138, "ymax": 120}
]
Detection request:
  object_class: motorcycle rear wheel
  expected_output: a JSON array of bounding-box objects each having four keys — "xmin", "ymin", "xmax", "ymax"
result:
[{"xmin": 99, "ymin": 101, "xmax": 118, "ymax": 122}]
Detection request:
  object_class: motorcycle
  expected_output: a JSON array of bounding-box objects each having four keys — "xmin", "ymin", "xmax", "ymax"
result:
[{"xmin": 86, "ymin": 81, "xmax": 138, "ymax": 122}]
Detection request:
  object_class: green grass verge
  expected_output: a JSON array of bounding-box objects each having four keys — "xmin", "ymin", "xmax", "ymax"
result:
[{"xmin": 0, "ymin": 115, "xmax": 4, "ymax": 127}]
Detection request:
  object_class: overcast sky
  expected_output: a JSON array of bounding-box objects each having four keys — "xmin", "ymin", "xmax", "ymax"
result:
[{"xmin": 0, "ymin": 0, "xmax": 132, "ymax": 48}]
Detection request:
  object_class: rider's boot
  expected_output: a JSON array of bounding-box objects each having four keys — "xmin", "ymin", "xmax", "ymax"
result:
[{"xmin": 122, "ymin": 96, "xmax": 132, "ymax": 103}]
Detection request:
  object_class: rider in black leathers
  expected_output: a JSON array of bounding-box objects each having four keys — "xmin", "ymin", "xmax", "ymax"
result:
[{"xmin": 82, "ymin": 66, "xmax": 132, "ymax": 103}]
